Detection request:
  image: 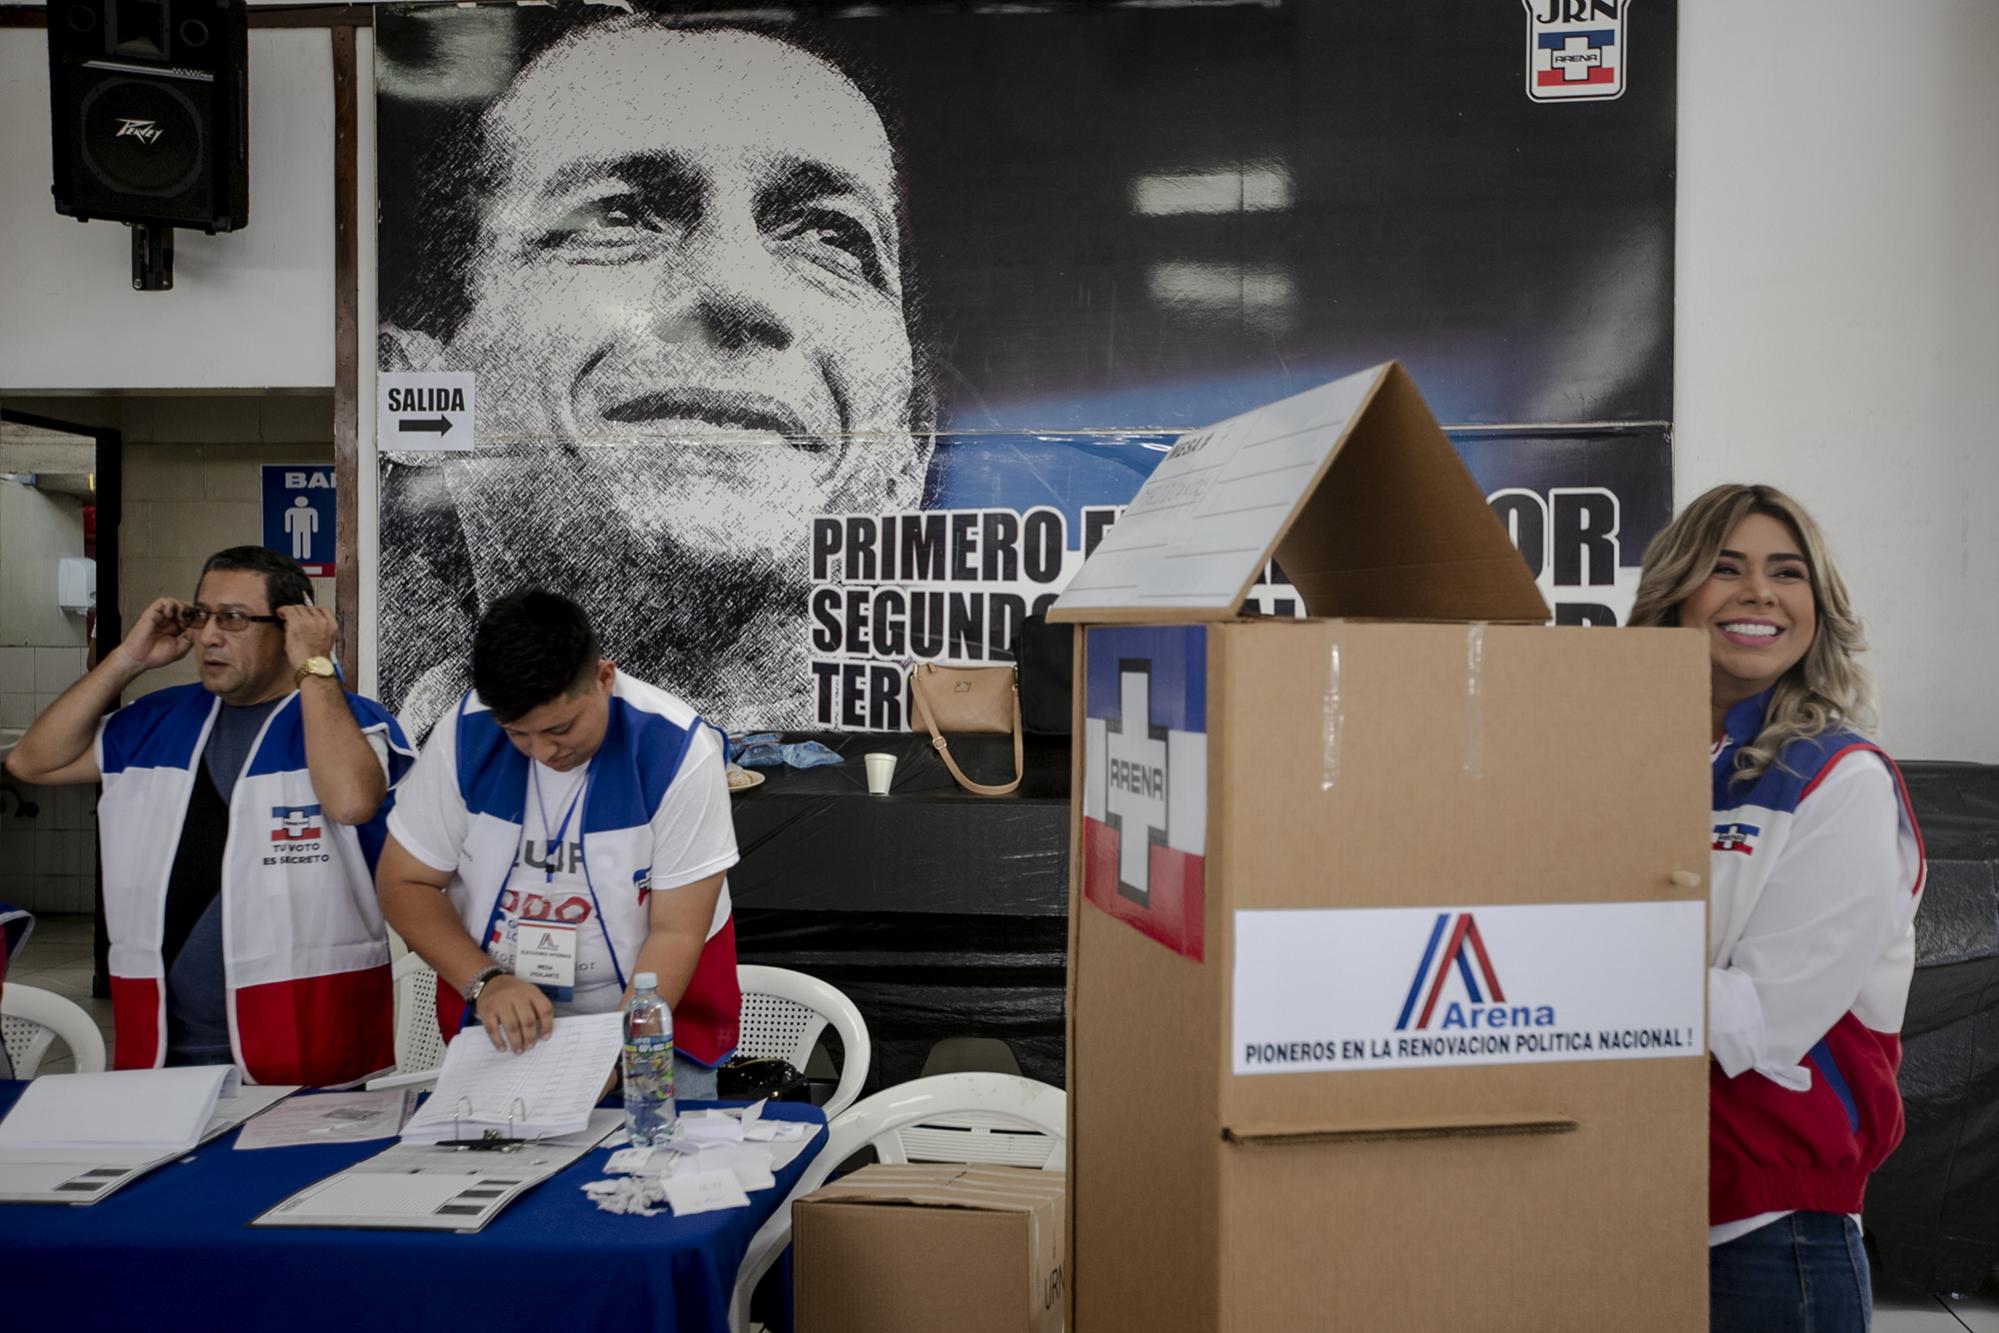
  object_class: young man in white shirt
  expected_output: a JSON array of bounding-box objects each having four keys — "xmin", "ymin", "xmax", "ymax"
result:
[{"xmin": 376, "ymin": 589, "xmax": 741, "ymax": 1097}]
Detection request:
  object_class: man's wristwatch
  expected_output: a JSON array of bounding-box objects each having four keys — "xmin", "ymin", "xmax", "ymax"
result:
[
  {"xmin": 293, "ymin": 656, "xmax": 337, "ymax": 688},
  {"xmin": 463, "ymin": 964, "xmax": 509, "ymax": 1007}
]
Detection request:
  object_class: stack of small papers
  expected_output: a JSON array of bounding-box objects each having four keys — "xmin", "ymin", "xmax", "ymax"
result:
[{"xmin": 582, "ymin": 1101, "xmax": 815, "ymax": 1217}]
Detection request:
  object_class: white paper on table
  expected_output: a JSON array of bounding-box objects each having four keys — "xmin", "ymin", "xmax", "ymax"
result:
[
  {"xmin": 234, "ymin": 1089, "xmax": 411, "ymax": 1150},
  {"xmin": 0, "ymin": 1067, "xmax": 233, "ymax": 1153},
  {"xmin": 204, "ymin": 1084, "xmax": 300, "ymax": 1141},
  {"xmin": 765, "ymin": 1136, "xmax": 814, "ymax": 1174},
  {"xmin": 667, "ymin": 1144, "xmax": 774, "ymax": 1192},
  {"xmin": 605, "ymin": 1145, "xmax": 657, "ymax": 1175},
  {"xmin": 0, "ymin": 1145, "xmax": 167, "ymax": 1194},
  {"xmin": 742, "ymin": 1118, "xmax": 809, "ymax": 1143},
  {"xmin": 664, "ymin": 1169, "xmax": 751, "ymax": 1216},
  {"xmin": 282, "ymin": 1172, "xmax": 477, "ymax": 1219},
  {"xmin": 677, "ymin": 1112, "xmax": 744, "ymax": 1143},
  {"xmin": 545, "ymin": 1109, "xmax": 625, "ymax": 1149}
]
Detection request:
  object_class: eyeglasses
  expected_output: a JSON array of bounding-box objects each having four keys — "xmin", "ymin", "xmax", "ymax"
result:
[{"xmin": 184, "ymin": 607, "xmax": 281, "ymax": 632}]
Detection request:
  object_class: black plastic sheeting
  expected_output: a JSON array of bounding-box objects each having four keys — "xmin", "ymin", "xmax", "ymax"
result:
[
  {"xmin": 734, "ymin": 910, "xmax": 1069, "ymax": 1091},
  {"xmin": 729, "ymin": 731, "xmax": 1073, "ymax": 1093},
  {"xmin": 1867, "ymin": 761, "xmax": 1999, "ymax": 1293}
]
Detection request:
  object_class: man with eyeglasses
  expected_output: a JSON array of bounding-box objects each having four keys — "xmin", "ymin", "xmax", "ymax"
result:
[{"xmin": 5, "ymin": 546, "xmax": 414, "ymax": 1085}]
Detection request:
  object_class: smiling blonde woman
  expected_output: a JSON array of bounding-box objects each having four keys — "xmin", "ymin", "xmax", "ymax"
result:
[{"xmin": 1632, "ymin": 483, "xmax": 1925, "ymax": 1333}]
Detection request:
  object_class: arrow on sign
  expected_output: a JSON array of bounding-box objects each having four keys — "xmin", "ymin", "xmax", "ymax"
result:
[{"xmin": 398, "ymin": 416, "xmax": 453, "ymax": 436}]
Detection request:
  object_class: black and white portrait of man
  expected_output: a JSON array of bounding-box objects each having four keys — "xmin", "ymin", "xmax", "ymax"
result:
[
  {"xmin": 378, "ymin": 13, "xmax": 931, "ymax": 734},
  {"xmin": 376, "ymin": 3, "xmax": 1681, "ymax": 734}
]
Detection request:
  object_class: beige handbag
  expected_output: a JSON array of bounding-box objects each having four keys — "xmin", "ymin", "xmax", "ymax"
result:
[{"xmin": 907, "ymin": 662, "xmax": 1023, "ymax": 797}]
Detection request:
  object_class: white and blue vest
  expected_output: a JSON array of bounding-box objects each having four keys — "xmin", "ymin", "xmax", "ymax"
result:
[
  {"xmin": 434, "ymin": 674, "xmax": 740, "ymax": 1066},
  {"xmin": 96, "ymin": 683, "xmax": 414, "ymax": 1085},
  {"xmin": 1708, "ymin": 689, "xmax": 1924, "ymax": 1222}
]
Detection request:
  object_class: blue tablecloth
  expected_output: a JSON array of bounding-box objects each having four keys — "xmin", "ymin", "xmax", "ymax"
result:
[{"xmin": 0, "ymin": 1082, "xmax": 824, "ymax": 1332}]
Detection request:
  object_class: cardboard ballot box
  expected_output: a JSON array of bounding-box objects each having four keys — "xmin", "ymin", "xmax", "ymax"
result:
[
  {"xmin": 1048, "ymin": 363, "xmax": 1712, "ymax": 1331},
  {"xmin": 793, "ymin": 1163, "xmax": 1066, "ymax": 1333}
]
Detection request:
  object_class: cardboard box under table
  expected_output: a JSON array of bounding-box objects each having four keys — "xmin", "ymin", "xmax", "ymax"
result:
[
  {"xmin": 794, "ymin": 1163, "xmax": 1065, "ymax": 1333},
  {"xmin": 1048, "ymin": 363, "xmax": 1713, "ymax": 1331}
]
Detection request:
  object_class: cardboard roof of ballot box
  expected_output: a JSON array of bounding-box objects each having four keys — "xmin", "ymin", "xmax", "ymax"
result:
[
  {"xmin": 1047, "ymin": 362, "xmax": 1712, "ymax": 1332},
  {"xmin": 1045, "ymin": 360, "xmax": 1552, "ymax": 627}
]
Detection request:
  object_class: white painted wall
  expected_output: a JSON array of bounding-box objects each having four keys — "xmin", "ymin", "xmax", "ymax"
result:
[
  {"xmin": 0, "ymin": 28, "xmax": 334, "ymax": 390},
  {"xmin": 1676, "ymin": 0, "xmax": 1999, "ymax": 762},
  {"xmin": 1, "ymin": 6, "xmax": 1992, "ymax": 756}
]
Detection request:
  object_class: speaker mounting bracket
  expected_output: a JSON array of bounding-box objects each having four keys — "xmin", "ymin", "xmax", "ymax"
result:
[{"xmin": 129, "ymin": 221, "xmax": 173, "ymax": 291}]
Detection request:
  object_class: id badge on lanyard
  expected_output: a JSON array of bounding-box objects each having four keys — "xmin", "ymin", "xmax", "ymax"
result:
[
  {"xmin": 514, "ymin": 919, "xmax": 577, "ymax": 1000},
  {"xmin": 515, "ymin": 768, "xmax": 585, "ymax": 1001}
]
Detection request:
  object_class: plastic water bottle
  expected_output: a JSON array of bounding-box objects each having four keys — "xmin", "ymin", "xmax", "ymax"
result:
[{"xmin": 622, "ymin": 972, "xmax": 676, "ymax": 1147}]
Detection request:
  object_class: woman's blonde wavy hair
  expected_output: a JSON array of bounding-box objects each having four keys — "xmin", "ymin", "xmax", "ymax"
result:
[{"xmin": 1628, "ymin": 483, "xmax": 1874, "ymax": 784}]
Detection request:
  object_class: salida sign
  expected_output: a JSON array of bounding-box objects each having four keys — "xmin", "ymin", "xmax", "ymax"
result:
[{"xmin": 376, "ymin": 371, "xmax": 475, "ymax": 452}]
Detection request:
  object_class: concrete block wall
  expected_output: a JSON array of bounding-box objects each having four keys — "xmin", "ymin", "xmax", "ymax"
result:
[
  {"xmin": 122, "ymin": 439, "xmax": 335, "ymax": 698},
  {"xmin": 0, "ymin": 481, "xmax": 92, "ymax": 915}
]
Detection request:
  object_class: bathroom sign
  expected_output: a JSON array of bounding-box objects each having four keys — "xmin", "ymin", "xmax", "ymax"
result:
[{"xmin": 262, "ymin": 466, "xmax": 335, "ymax": 576}]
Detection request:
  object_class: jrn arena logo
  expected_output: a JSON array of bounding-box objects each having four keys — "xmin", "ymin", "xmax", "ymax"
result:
[
  {"xmin": 271, "ymin": 804, "xmax": 323, "ymax": 842},
  {"xmin": 1395, "ymin": 911, "xmax": 1555, "ymax": 1031},
  {"xmin": 1522, "ymin": 0, "xmax": 1629, "ymax": 102}
]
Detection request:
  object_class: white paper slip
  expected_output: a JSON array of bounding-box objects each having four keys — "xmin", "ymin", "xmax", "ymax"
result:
[
  {"xmin": 0, "ymin": 1066, "xmax": 234, "ymax": 1153},
  {"xmin": 673, "ymin": 1145, "xmax": 775, "ymax": 1192},
  {"xmin": 744, "ymin": 1120, "xmax": 809, "ymax": 1143},
  {"xmin": 765, "ymin": 1136, "xmax": 815, "ymax": 1174},
  {"xmin": 664, "ymin": 1169, "xmax": 751, "ymax": 1216},
  {"xmin": 606, "ymin": 1145, "xmax": 657, "ymax": 1175},
  {"xmin": 402, "ymin": 1011, "xmax": 622, "ymax": 1144},
  {"xmin": 234, "ymin": 1089, "xmax": 411, "ymax": 1150},
  {"xmin": 677, "ymin": 1111, "xmax": 745, "ymax": 1143}
]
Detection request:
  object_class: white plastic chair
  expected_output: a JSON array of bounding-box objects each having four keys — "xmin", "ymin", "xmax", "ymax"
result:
[
  {"xmin": 1, "ymin": 983, "xmax": 108, "ymax": 1077},
  {"xmin": 728, "ymin": 1072, "xmax": 1065, "ymax": 1333},
  {"xmin": 364, "ymin": 950, "xmax": 447, "ymax": 1092},
  {"xmin": 736, "ymin": 964, "xmax": 870, "ymax": 1119}
]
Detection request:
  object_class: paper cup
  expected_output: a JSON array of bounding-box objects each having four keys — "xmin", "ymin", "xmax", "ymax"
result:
[{"xmin": 864, "ymin": 752, "xmax": 897, "ymax": 795}]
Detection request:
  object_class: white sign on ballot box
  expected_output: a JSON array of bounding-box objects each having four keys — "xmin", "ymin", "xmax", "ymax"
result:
[
  {"xmin": 378, "ymin": 371, "xmax": 475, "ymax": 452},
  {"xmin": 1232, "ymin": 900, "xmax": 1708, "ymax": 1075}
]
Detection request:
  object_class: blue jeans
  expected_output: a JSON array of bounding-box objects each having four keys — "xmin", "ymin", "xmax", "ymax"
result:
[{"xmin": 1711, "ymin": 1212, "xmax": 1872, "ymax": 1333}]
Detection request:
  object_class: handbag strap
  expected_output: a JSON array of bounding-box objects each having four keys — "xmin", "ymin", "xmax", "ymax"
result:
[{"xmin": 910, "ymin": 667, "xmax": 1024, "ymax": 797}]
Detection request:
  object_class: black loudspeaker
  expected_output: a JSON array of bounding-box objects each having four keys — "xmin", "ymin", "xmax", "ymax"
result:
[{"xmin": 47, "ymin": 0, "xmax": 248, "ymax": 234}]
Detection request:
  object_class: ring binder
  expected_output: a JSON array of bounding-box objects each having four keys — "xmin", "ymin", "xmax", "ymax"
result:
[{"xmin": 442, "ymin": 1094, "xmax": 529, "ymax": 1152}]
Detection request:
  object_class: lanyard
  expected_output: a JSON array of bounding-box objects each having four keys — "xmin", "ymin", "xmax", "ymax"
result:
[{"xmin": 530, "ymin": 764, "xmax": 587, "ymax": 885}]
